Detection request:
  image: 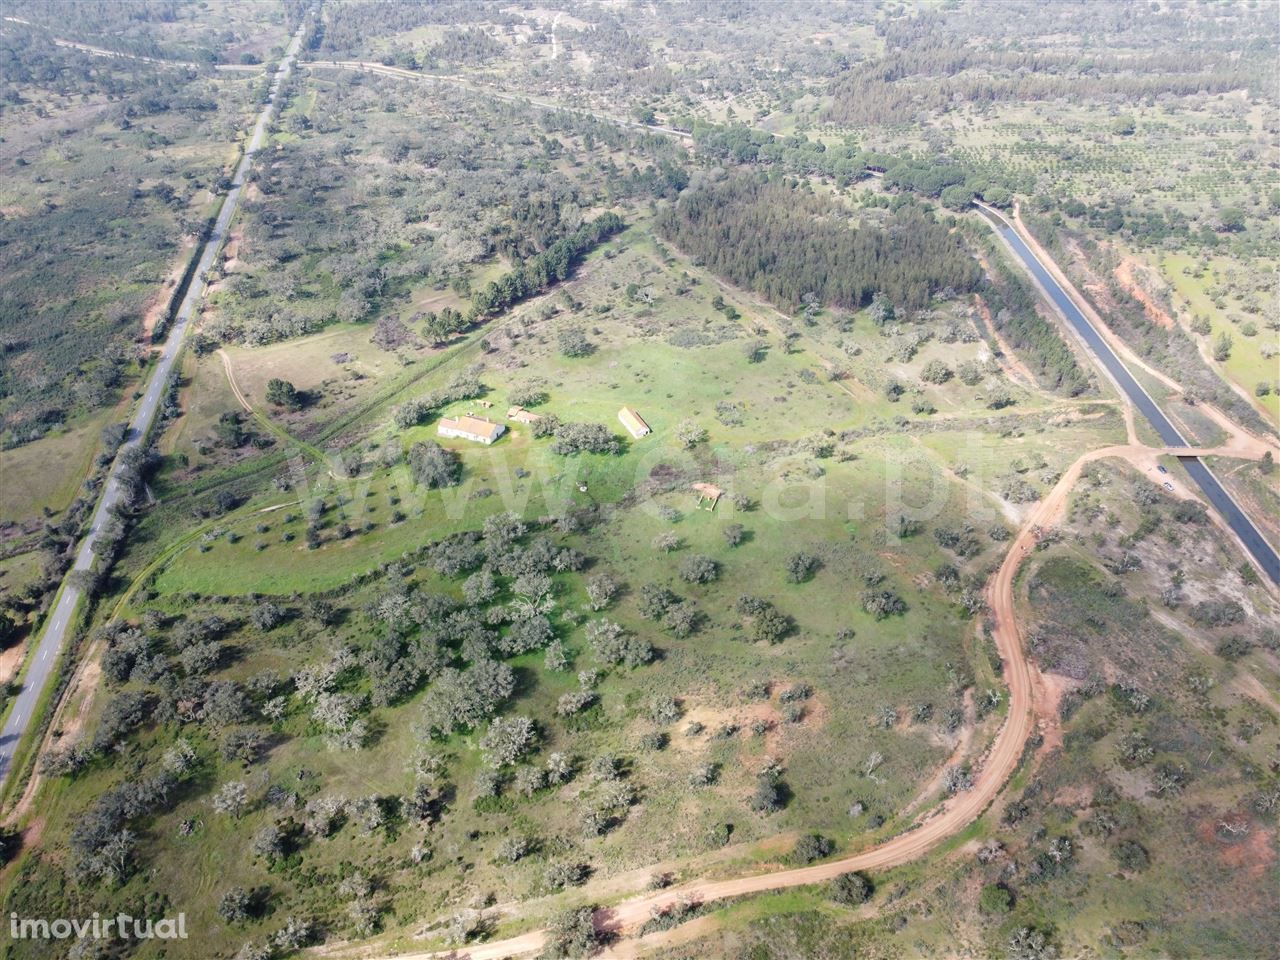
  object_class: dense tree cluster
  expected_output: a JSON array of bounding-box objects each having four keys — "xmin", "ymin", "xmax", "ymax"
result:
[
  {"xmin": 470, "ymin": 212, "xmax": 624, "ymax": 318},
  {"xmin": 393, "ymin": 374, "xmax": 487, "ymax": 429},
  {"xmin": 548, "ymin": 422, "xmax": 623, "ymax": 457},
  {"xmin": 656, "ymin": 174, "xmax": 981, "ymax": 316},
  {"xmin": 824, "ymin": 6, "xmax": 1271, "ymax": 126},
  {"xmin": 979, "ymin": 255, "xmax": 1090, "ymax": 396}
]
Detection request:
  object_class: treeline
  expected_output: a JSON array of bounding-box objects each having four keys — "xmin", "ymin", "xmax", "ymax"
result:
[
  {"xmin": 1058, "ymin": 197, "xmax": 1213, "ymax": 250},
  {"xmin": 538, "ymin": 110, "xmax": 690, "ymax": 202},
  {"xmin": 654, "ymin": 174, "xmax": 981, "ymax": 316},
  {"xmin": 1044, "ymin": 221, "xmax": 1270, "ymax": 433},
  {"xmin": 0, "ymin": 31, "xmax": 193, "ymax": 105},
  {"xmin": 682, "ymin": 119, "xmax": 1021, "ymax": 206},
  {"xmin": 471, "ymin": 212, "xmax": 625, "ymax": 318},
  {"xmin": 979, "ymin": 251, "xmax": 1091, "ymax": 397},
  {"xmin": 398, "ymin": 212, "xmax": 625, "ymax": 351},
  {"xmin": 318, "ymin": 0, "xmax": 509, "ymax": 59},
  {"xmin": 824, "ymin": 67, "xmax": 1267, "ymax": 128},
  {"xmin": 423, "ymin": 28, "xmax": 505, "ymax": 69},
  {"xmin": 2, "ymin": 0, "xmax": 252, "ymax": 65},
  {"xmin": 825, "ymin": 3, "xmax": 1273, "ymax": 125}
]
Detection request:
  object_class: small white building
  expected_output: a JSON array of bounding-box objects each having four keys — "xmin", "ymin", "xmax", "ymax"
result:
[
  {"xmin": 618, "ymin": 407, "xmax": 651, "ymax": 439},
  {"xmin": 438, "ymin": 414, "xmax": 505, "ymax": 444}
]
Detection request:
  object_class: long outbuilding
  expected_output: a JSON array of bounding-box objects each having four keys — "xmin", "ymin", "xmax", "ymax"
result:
[
  {"xmin": 438, "ymin": 414, "xmax": 506, "ymax": 444},
  {"xmin": 618, "ymin": 407, "xmax": 651, "ymax": 439}
]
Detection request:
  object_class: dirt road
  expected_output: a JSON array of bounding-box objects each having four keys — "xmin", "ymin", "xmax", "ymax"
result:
[
  {"xmin": 354, "ymin": 433, "xmax": 1275, "ymax": 960},
  {"xmin": 304, "ymin": 61, "xmax": 694, "ymax": 141},
  {"xmin": 0, "ymin": 11, "xmax": 316, "ymax": 791},
  {"xmin": 218, "ymin": 348, "xmax": 254, "ymax": 413},
  {"xmin": 370, "ymin": 457, "xmax": 1099, "ymax": 960}
]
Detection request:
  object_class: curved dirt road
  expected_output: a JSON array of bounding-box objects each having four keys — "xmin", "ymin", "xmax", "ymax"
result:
[
  {"xmin": 370, "ymin": 437, "xmax": 1272, "ymax": 960},
  {"xmin": 218, "ymin": 347, "xmax": 254, "ymax": 413},
  {"xmin": 379, "ymin": 455, "xmax": 1092, "ymax": 960}
]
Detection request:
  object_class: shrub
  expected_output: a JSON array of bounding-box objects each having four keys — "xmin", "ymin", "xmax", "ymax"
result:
[
  {"xmin": 1191, "ymin": 599, "xmax": 1244, "ymax": 627},
  {"xmin": 1007, "ymin": 926, "xmax": 1056, "ymax": 960},
  {"xmin": 265, "ymin": 378, "xmax": 303, "ymax": 410},
  {"xmin": 829, "ymin": 871, "xmax": 873, "ymax": 905},
  {"xmin": 750, "ymin": 604, "xmax": 794, "ymax": 644},
  {"xmin": 652, "ymin": 531, "xmax": 682, "ymax": 553},
  {"xmin": 557, "ymin": 327, "xmax": 594, "ymax": 358},
  {"xmin": 957, "ymin": 360, "xmax": 984, "ymax": 386},
  {"xmin": 480, "ymin": 716, "xmax": 537, "ymax": 767},
  {"xmin": 509, "ymin": 385, "xmax": 548, "ymax": 407},
  {"xmin": 1216, "ymin": 635, "xmax": 1253, "ymax": 660},
  {"xmin": 1212, "ymin": 331, "xmax": 1232, "ymax": 362},
  {"xmin": 791, "ymin": 833, "xmax": 834, "ymax": 864},
  {"xmin": 586, "ymin": 619, "xmax": 653, "ymax": 668},
  {"xmin": 585, "ymin": 573, "xmax": 618, "ymax": 611},
  {"xmin": 921, "ymin": 359, "xmax": 952, "ymax": 384},
  {"xmin": 540, "ymin": 907, "xmax": 601, "ymax": 958},
  {"xmin": 408, "ymin": 441, "xmax": 462, "ymax": 489},
  {"xmin": 679, "ymin": 554, "xmax": 719, "ymax": 584},
  {"xmin": 1113, "ymin": 838, "xmax": 1150, "ymax": 872},
  {"xmin": 557, "ymin": 690, "xmax": 596, "ymax": 716},
  {"xmin": 784, "ymin": 552, "xmax": 819, "ymax": 583},
  {"xmin": 676, "ymin": 418, "xmax": 708, "ymax": 447},
  {"xmin": 550, "ymin": 421, "xmax": 622, "ymax": 456},
  {"xmin": 979, "ymin": 883, "xmax": 1012, "ymax": 913},
  {"xmin": 862, "ymin": 588, "xmax": 907, "ymax": 619},
  {"xmin": 649, "ymin": 695, "xmax": 681, "ymax": 724},
  {"xmin": 748, "ymin": 776, "xmax": 783, "ymax": 813},
  {"xmin": 393, "ymin": 397, "xmax": 433, "ymax": 429},
  {"xmin": 218, "ymin": 887, "xmax": 255, "ymax": 924},
  {"xmin": 544, "ymin": 861, "xmax": 589, "ymax": 890},
  {"xmin": 250, "ymin": 601, "xmax": 285, "ymax": 631}
]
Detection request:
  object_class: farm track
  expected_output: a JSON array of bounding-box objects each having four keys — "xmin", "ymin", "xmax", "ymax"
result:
[
  {"xmin": 216, "ymin": 348, "xmax": 330, "ymax": 466},
  {"xmin": 358, "ymin": 435, "xmax": 1272, "ymax": 960},
  {"xmin": 255, "ymin": 70, "xmax": 1280, "ymax": 953},
  {"xmin": 7, "ymin": 35, "xmax": 1278, "ymax": 957},
  {"xmin": 0, "ymin": 10, "xmax": 315, "ymax": 791},
  {"xmin": 1, "ymin": 16, "xmax": 263, "ymax": 71},
  {"xmin": 303, "ymin": 60, "xmax": 694, "ymax": 141}
]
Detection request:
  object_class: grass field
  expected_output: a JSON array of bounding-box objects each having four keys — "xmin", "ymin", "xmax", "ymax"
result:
[
  {"xmin": 0, "ymin": 402, "xmax": 125, "ymax": 526},
  {"xmin": 4, "ymin": 214, "xmax": 1099, "ymax": 958},
  {"xmin": 1156, "ymin": 252, "xmax": 1279, "ymax": 425},
  {"xmin": 665, "ymin": 456, "xmax": 1280, "ymax": 959},
  {"xmin": 150, "ymin": 220, "xmax": 1112, "ymax": 597},
  {"xmin": 24, "ymin": 433, "xmax": 995, "ymax": 957}
]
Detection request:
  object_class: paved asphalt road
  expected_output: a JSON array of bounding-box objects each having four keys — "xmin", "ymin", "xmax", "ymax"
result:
[
  {"xmin": 983, "ymin": 205, "xmax": 1280, "ymax": 584},
  {"xmin": 0, "ymin": 15, "xmax": 312, "ymax": 786}
]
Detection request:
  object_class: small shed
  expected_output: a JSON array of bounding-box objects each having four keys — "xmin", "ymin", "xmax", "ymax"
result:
[
  {"xmin": 618, "ymin": 407, "xmax": 651, "ymax": 439},
  {"xmin": 691, "ymin": 482, "xmax": 724, "ymax": 510},
  {"xmin": 507, "ymin": 405, "xmax": 543, "ymax": 424}
]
